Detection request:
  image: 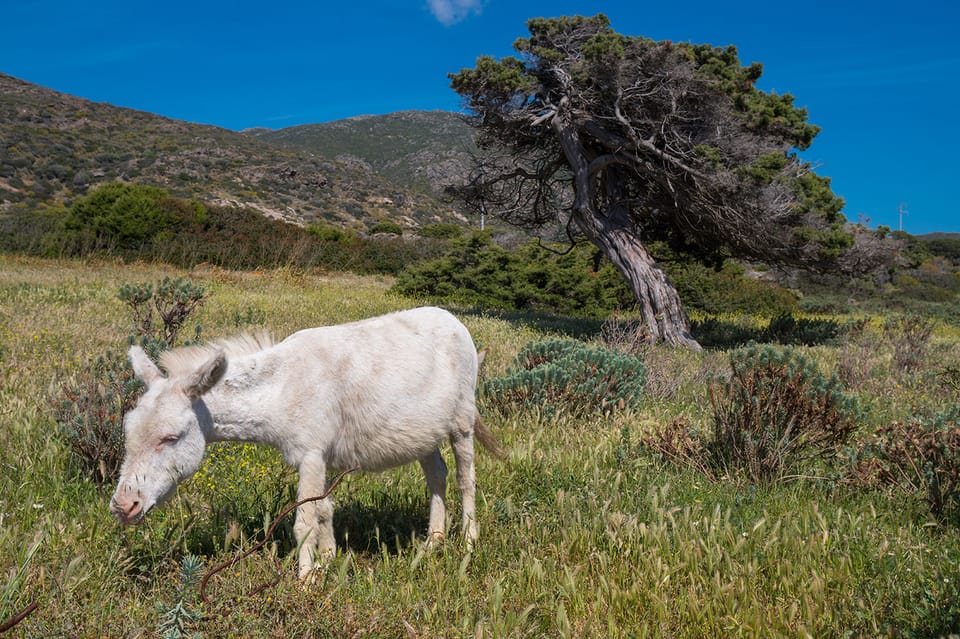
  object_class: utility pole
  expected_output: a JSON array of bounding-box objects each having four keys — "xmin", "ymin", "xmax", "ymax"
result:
[{"xmin": 898, "ymin": 202, "xmax": 908, "ymax": 232}]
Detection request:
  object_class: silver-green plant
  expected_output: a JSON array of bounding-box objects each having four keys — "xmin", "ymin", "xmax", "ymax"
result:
[
  {"xmin": 157, "ymin": 554, "xmax": 204, "ymax": 639},
  {"xmin": 484, "ymin": 339, "xmax": 646, "ymax": 418}
]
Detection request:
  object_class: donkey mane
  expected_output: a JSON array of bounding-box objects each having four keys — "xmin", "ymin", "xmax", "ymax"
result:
[{"xmin": 159, "ymin": 329, "xmax": 274, "ymax": 378}]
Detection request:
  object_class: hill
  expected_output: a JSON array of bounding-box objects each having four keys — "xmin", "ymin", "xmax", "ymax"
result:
[
  {"xmin": 247, "ymin": 110, "xmax": 479, "ymax": 197},
  {"xmin": 0, "ymin": 73, "xmax": 462, "ymax": 229}
]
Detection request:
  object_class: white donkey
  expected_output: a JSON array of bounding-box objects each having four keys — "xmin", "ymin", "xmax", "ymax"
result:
[{"xmin": 110, "ymin": 306, "xmax": 503, "ymax": 578}]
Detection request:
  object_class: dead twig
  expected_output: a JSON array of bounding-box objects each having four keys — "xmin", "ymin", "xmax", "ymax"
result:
[{"xmin": 0, "ymin": 601, "xmax": 38, "ymax": 634}]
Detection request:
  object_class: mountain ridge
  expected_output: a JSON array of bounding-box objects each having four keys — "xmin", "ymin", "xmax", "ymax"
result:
[
  {"xmin": 0, "ymin": 72, "xmax": 467, "ymax": 229},
  {"xmin": 247, "ymin": 109, "xmax": 479, "ymax": 199}
]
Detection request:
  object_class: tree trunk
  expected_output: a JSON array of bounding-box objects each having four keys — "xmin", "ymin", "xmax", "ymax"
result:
[
  {"xmin": 574, "ymin": 208, "xmax": 702, "ymax": 350},
  {"xmin": 550, "ymin": 113, "xmax": 702, "ymax": 350}
]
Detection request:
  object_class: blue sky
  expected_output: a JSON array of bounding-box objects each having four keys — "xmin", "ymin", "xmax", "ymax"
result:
[{"xmin": 2, "ymin": 0, "xmax": 958, "ymax": 234}]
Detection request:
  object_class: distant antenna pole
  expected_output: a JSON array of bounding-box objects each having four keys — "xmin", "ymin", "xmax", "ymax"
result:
[{"xmin": 898, "ymin": 202, "xmax": 908, "ymax": 232}]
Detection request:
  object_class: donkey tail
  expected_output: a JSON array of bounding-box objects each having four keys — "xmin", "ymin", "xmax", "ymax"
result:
[{"xmin": 474, "ymin": 411, "xmax": 506, "ymax": 459}]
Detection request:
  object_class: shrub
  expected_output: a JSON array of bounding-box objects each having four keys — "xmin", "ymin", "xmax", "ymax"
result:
[
  {"xmin": 484, "ymin": 339, "xmax": 646, "ymax": 417},
  {"xmin": 852, "ymin": 413, "xmax": 960, "ymax": 521},
  {"xmin": 764, "ymin": 313, "xmax": 851, "ymax": 346},
  {"xmin": 392, "ymin": 232, "xmax": 634, "ymax": 318},
  {"xmin": 119, "ymin": 276, "xmax": 206, "ymax": 347},
  {"xmin": 54, "ymin": 350, "xmax": 142, "ymax": 485},
  {"xmin": 305, "ymin": 222, "xmax": 357, "ymax": 243},
  {"xmin": 664, "ymin": 258, "xmax": 799, "ymax": 317},
  {"xmin": 599, "ymin": 308, "xmax": 648, "ymax": 357},
  {"xmin": 62, "ymin": 182, "xmax": 206, "ymax": 250},
  {"xmin": 708, "ymin": 344, "xmax": 861, "ymax": 483},
  {"xmin": 691, "ymin": 317, "xmax": 763, "ymax": 349},
  {"xmin": 417, "ymin": 223, "xmax": 465, "ymax": 239},
  {"xmin": 367, "ymin": 220, "xmax": 403, "ymax": 236},
  {"xmin": 836, "ymin": 323, "xmax": 879, "ymax": 390},
  {"xmin": 691, "ymin": 314, "xmax": 858, "ymax": 349},
  {"xmin": 639, "ymin": 417, "xmax": 714, "ymax": 477},
  {"xmin": 54, "ymin": 278, "xmax": 206, "ymax": 484}
]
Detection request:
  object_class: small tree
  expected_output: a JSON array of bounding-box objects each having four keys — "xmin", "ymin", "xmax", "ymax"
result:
[{"xmin": 450, "ymin": 15, "xmax": 891, "ymax": 348}]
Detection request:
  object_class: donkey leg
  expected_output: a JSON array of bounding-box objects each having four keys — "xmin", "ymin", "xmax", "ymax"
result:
[
  {"xmin": 450, "ymin": 430, "xmax": 478, "ymax": 548},
  {"xmin": 294, "ymin": 458, "xmax": 335, "ymax": 579},
  {"xmin": 419, "ymin": 447, "xmax": 448, "ymax": 544}
]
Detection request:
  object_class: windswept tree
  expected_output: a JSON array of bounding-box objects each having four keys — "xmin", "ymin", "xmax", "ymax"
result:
[{"xmin": 450, "ymin": 15, "xmax": 887, "ymax": 349}]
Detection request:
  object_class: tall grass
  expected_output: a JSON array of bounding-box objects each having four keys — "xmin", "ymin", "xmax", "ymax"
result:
[{"xmin": 1, "ymin": 255, "xmax": 959, "ymax": 637}]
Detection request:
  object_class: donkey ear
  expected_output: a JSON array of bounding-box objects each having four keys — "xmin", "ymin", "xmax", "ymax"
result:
[
  {"xmin": 185, "ymin": 349, "xmax": 227, "ymax": 398},
  {"xmin": 128, "ymin": 345, "xmax": 163, "ymax": 386}
]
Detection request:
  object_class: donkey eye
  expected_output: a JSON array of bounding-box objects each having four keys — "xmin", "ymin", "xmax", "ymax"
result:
[{"xmin": 159, "ymin": 434, "xmax": 181, "ymax": 445}]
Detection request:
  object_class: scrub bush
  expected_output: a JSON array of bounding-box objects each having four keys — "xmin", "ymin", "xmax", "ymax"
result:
[
  {"xmin": 853, "ymin": 412, "xmax": 960, "ymax": 520},
  {"xmin": 54, "ymin": 278, "xmax": 206, "ymax": 484},
  {"xmin": 484, "ymin": 339, "xmax": 646, "ymax": 417},
  {"xmin": 708, "ymin": 344, "xmax": 861, "ymax": 483}
]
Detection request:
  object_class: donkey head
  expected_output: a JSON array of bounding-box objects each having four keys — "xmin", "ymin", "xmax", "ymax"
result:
[{"xmin": 110, "ymin": 345, "xmax": 226, "ymax": 525}]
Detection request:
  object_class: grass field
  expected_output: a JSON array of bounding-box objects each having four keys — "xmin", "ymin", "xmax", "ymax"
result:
[{"xmin": 1, "ymin": 255, "xmax": 959, "ymax": 638}]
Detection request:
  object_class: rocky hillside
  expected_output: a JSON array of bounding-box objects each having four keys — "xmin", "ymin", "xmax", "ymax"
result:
[
  {"xmin": 0, "ymin": 73, "xmax": 464, "ymax": 229},
  {"xmin": 247, "ymin": 110, "xmax": 479, "ymax": 198}
]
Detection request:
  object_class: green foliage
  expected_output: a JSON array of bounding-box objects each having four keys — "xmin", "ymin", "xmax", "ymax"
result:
[
  {"xmin": 392, "ymin": 232, "xmax": 633, "ymax": 317},
  {"xmin": 708, "ymin": 344, "xmax": 861, "ymax": 483},
  {"xmin": 484, "ymin": 338, "xmax": 646, "ymax": 417},
  {"xmin": 367, "ymin": 220, "xmax": 403, "ymax": 236},
  {"xmin": 7, "ymin": 258, "xmax": 960, "ymax": 636},
  {"xmin": 54, "ymin": 277, "xmax": 207, "ymax": 484},
  {"xmin": 63, "ymin": 182, "xmax": 206, "ymax": 249},
  {"xmin": 5, "ymin": 196, "xmax": 445, "ymax": 276},
  {"xmin": 305, "ymin": 222, "xmax": 357, "ymax": 243},
  {"xmin": 691, "ymin": 314, "xmax": 855, "ymax": 349},
  {"xmin": 853, "ymin": 412, "xmax": 960, "ymax": 521},
  {"xmin": 764, "ymin": 313, "xmax": 851, "ymax": 346},
  {"xmin": 665, "ymin": 258, "xmax": 798, "ymax": 317},
  {"xmin": 417, "ymin": 222, "xmax": 465, "ymax": 239},
  {"xmin": 923, "ymin": 235, "xmax": 960, "ymax": 261}
]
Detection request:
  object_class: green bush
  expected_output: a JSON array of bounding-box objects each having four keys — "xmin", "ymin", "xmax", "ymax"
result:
[
  {"xmin": 367, "ymin": 220, "xmax": 403, "ymax": 236},
  {"xmin": 392, "ymin": 232, "xmax": 634, "ymax": 318},
  {"xmin": 665, "ymin": 258, "xmax": 798, "ymax": 317},
  {"xmin": 764, "ymin": 313, "xmax": 853, "ymax": 346},
  {"xmin": 417, "ymin": 223, "xmax": 465, "ymax": 239},
  {"xmin": 691, "ymin": 314, "xmax": 857, "ymax": 349},
  {"xmin": 305, "ymin": 222, "xmax": 358, "ymax": 243},
  {"xmin": 708, "ymin": 344, "xmax": 861, "ymax": 483},
  {"xmin": 54, "ymin": 278, "xmax": 206, "ymax": 484},
  {"xmin": 63, "ymin": 182, "xmax": 206, "ymax": 250},
  {"xmin": 484, "ymin": 339, "xmax": 646, "ymax": 417}
]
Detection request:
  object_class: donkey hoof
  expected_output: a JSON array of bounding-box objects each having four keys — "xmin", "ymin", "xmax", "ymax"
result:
[{"xmin": 425, "ymin": 530, "xmax": 445, "ymax": 548}]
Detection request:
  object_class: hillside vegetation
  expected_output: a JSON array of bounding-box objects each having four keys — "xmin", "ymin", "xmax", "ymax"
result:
[
  {"xmin": 0, "ymin": 73, "xmax": 460, "ymax": 229},
  {"xmin": 249, "ymin": 110, "xmax": 478, "ymax": 197},
  {"xmin": 2, "ymin": 256, "xmax": 960, "ymax": 637}
]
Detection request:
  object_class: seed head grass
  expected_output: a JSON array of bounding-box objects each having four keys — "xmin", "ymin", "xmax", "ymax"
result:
[{"xmin": 1, "ymin": 255, "xmax": 959, "ymax": 637}]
